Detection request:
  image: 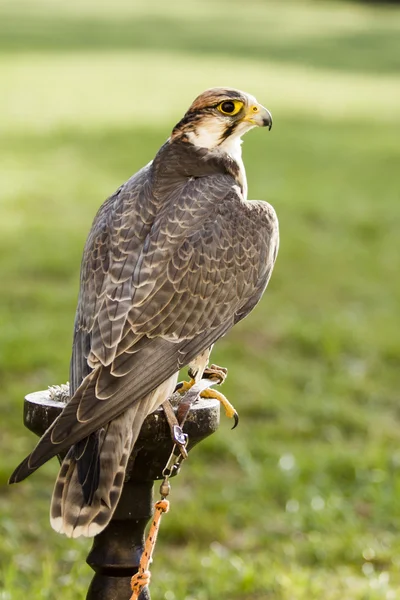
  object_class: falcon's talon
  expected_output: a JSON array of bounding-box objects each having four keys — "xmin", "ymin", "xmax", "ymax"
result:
[{"xmin": 187, "ymin": 367, "xmax": 197, "ymax": 380}]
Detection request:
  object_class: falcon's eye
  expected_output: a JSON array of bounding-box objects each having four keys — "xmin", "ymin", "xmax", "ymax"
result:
[{"xmin": 217, "ymin": 100, "xmax": 243, "ymax": 116}]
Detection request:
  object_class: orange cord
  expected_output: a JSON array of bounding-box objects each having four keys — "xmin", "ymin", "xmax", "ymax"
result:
[{"xmin": 130, "ymin": 499, "xmax": 170, "ymax": 600}]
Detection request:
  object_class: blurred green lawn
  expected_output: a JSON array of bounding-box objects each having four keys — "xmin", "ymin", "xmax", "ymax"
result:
[{"xmin": 1, "ymin": 1, "xmax": 400, "ymax": 598}]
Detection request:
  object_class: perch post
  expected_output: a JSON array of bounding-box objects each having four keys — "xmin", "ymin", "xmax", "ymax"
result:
[{"xmin": 23, "ymin": 390, "xmax": 220, "ymax": 599}]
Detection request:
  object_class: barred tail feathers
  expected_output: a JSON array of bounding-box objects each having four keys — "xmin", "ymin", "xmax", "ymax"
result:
[{"xmin": 50, "ymin": 374, "xmax": 178, "ymax": 538}]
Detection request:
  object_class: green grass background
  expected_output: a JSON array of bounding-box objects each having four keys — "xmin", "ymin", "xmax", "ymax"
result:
[{"xmin": 1, "ymin": 1, "xmax": 400, "ymax": 598}]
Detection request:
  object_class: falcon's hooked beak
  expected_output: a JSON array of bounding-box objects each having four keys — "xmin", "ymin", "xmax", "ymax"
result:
[{"xmin": 243, "ymin": 103, "xmax": 273, "ymax": 130}]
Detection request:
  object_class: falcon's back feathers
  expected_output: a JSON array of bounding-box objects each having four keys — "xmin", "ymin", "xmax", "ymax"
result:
[{"xmin": 10, "ymin": 88, "xmax": 279, "ymax": 537}]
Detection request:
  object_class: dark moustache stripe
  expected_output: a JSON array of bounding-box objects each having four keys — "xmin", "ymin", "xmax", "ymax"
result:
[{"xmin": 220, "ymin": 121, "xmax": 238, "ymax": 143}]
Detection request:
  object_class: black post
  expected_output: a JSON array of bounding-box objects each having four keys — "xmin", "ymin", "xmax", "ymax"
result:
[
  {"xmin": 86, "ymin": 480, "xmax": 153, "ymax": 600},
  {"xmin": 23, "ymin": 390, "xmax": 220, "ymax": 600}
]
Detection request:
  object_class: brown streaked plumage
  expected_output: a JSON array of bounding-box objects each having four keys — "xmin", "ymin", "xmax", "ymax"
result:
[{"xmin": 9, "ymin": 88, "xmax": 279, "ymax": 538}]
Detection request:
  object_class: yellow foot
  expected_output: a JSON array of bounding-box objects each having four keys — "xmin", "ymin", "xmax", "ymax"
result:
[
  {"xmin": 175, "ymin": 378, "xmax": 196, "ymax": 394},
  {"xmin": 175, "ymin": 365, "xmax": 238, "ymax": 429},
  {"xmin": 200, "ymin": 387, "xmax": 239, "ymax": 430}
]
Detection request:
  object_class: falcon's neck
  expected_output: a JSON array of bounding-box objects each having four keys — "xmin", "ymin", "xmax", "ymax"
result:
[
  {"xmin": 184, "ymin": 129, "xmax": 247, "ymax": 199},
  {"xmin": 159, "ymin": 134, "xmax": 247, "ymax": 199},
  {"xmin": 215, "ymin": 136, "xmax": 248, "ymax": 200}
]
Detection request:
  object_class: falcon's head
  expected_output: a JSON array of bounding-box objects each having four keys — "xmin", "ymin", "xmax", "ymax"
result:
[{"xmin": 171, "ymin": 88, "xmax": 272, "ymax": 155}]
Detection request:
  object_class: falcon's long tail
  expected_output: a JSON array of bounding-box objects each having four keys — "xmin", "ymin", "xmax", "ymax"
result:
[
  {"xmin": 50, "ymin": 402, "xmax": 142, "ymax": 538},
  {"xmin": 50, "ymin": 375, "xmax": 177, "ymax": 538}
]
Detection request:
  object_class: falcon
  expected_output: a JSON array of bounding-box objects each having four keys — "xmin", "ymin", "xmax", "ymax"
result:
[{"xmin": 10, "ymin": 88, "xmax": 279, "ymax": 538}]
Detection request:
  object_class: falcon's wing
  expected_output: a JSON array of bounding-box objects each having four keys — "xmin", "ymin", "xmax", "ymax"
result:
[{"xmin": 10, "ymin": 169, "xmax": 278, "ymax": 482}]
